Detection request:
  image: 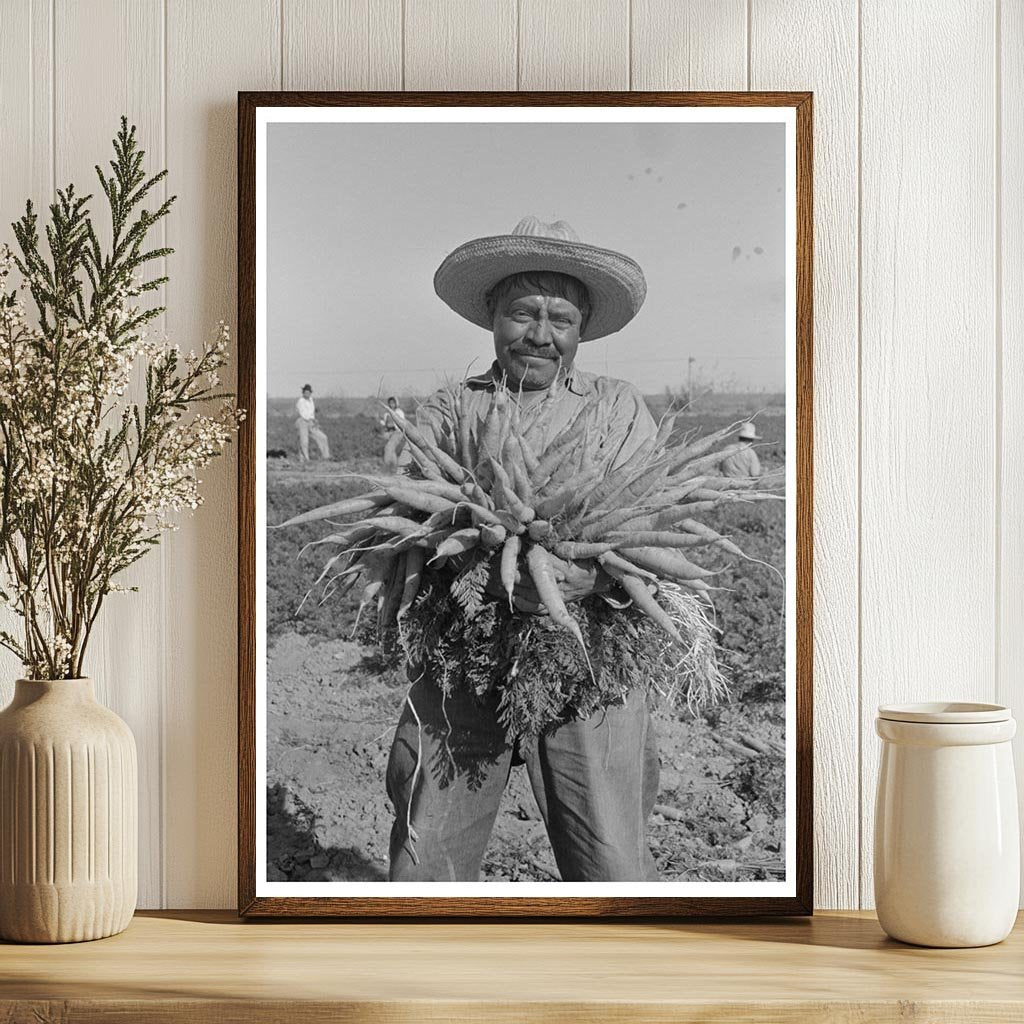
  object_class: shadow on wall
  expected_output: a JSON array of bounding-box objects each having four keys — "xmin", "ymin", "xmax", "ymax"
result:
[{"xmin": 266, "ymin": 783, "xmax": 387, "ymax": 883}]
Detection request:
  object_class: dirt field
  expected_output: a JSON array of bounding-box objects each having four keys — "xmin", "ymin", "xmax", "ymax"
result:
[{"xmin": 266, "ymin": 404, "xmax": 787, "ymax": 883}]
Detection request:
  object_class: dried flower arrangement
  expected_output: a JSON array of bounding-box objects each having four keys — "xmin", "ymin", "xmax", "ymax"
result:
[{"xmin": 0, "ymin": 118, "xmax": 242, "ymax": 679}]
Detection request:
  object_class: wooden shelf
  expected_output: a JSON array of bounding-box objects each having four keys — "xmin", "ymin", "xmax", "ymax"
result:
[{"xmin": 2, "ymin": 910, "xmax": 1022, "ymax": 1022}]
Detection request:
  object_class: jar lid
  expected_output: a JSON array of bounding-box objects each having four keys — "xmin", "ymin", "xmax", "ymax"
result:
[{"xmin": 877, "ymin": 702, "xmax": 1011, "ymax": 724}]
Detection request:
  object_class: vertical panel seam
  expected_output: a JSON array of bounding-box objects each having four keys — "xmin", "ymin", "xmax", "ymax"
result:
[
  {"xmin": 515, "ymin": 0, "xmax": 521, "ymax": 90},
  {"xmin": 49, "ymin": 0, "xmax": 55, "ymax": 197},
  {"xmin": 856, "ymin": 0, "xmax": 864, "ymax": 910},
  {"xmin": 279, "ymin": 0, "xmax": 284, "ymax": 91},
  {"xmin": 746, "ymin": 0, "xmax": 752, "ymax": 90},
  {"xmin": 400, "ymin": 0, "xmax": 405, "ymax": 91},
  {"xmin": 994, "ymin": 0, "xmax": 1003, "ymax": 707},
  {"xmin": 160, "ymin": 0, "xmax": 169, "ymax": 912},
  {"xmin": 627, "ymin": 0, "xmax": 633, "ymax": 91}
]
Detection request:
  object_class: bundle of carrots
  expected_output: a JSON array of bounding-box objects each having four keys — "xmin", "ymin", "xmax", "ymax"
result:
[{"xmin": 278, "ymin": 377, "xmax": 778, "ymax": 691}]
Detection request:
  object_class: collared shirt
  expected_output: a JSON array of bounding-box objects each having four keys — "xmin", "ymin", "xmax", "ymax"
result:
[
  {"xmin": 416, "ymin": 362, "xmax": 658, "ymax": 472},
  {"xmin": 719, "ymin": 445, "xmax": 761, "ymax": 478},
  {"xmin": 296, "ymin": 396, "xmax": 316, "ymax": 421}
]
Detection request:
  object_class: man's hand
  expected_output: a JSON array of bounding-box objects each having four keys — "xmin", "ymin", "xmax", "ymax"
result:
[{"xmin": 484, "ymin": 549, "xmax": 611, "ymax": 615}]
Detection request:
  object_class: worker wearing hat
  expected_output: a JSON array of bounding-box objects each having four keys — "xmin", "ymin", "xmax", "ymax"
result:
[
  {"xmin": 385, "ymin": 217, "xmax": 662, "ymax": 883},
  {"xmin": 295, "ymin": 383, "xmax": 331, "ymax": 462},
  {"xmin": 720, "ymin": 422, "xmax": 763, "ymax": 479}
]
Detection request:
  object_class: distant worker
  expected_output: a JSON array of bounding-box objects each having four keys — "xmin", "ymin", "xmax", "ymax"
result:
[
  {"xmin": 720, "ymin": 422, "xmax": 762, "ymax": 478},
  {"xmin": 295, "ymin": 384, "xmax": 331, "ymax": 462},
  {"xmin": 382, "ymin": 396, "xmax": 410, "ymax": 473}
]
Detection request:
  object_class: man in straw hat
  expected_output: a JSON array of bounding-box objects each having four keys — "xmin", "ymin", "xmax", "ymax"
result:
[
  {"xmin": 385, "ymin": 217, "xmax": 663, "ymax": 883},
  {"xmin": 720, "ymin": 421, "xmax": 763, "ymax": 478}
]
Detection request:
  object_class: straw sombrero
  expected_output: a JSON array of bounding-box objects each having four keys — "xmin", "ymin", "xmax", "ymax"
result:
[{"xmin": 433, "ymin": 216, "xmax": 647, "ymax": 342}]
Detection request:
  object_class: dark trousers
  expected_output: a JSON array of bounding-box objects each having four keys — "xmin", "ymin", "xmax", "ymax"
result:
[{"xmin": 386, "ymin": 673, "xmax": 660, "ymax": 882}]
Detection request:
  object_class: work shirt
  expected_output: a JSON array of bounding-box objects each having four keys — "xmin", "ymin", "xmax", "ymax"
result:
[
  {"xmin": 296, "ymin": 396, "xmax": 316, "ymax": 421},
  {"xmin": 383, "ymin": 407, "xmax": 407, "ymax": 431},
  {"xmin": 719, "ymin": 445, "xmax": 761, "ymax": 479},
  {"xmin": 417, "ymin": 362, "xmax": 658, "ymax": 472}
]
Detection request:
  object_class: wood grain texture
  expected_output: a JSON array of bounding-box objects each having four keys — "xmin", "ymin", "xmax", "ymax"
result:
[
  {"xmin": 0, "ymin": 0, "xmax": 53, "ymax": 699},
  {"xmin": 52, "ymin": 0, "xmax": 166, "ymax": 910},
  {"xmin": 1001, "ymin": 0, "xmax": 1024, "ymax": 899},
  {"xmin": 283, "ymin": 0, "xmax": 402, "ymax": 90},
  {"xmin": 631, "ymin": 0, "xmax": 746, "ymax": 91},
  {"xmin": 164, "ymin": 0, "xmax": 280, "ymax": 909},
  {"xmin": 518, "ymin": 0, "xmax": 629, "ymax": 90},
  {"xmin": 2, "ymin": 910, "xmax": 1024, "ymax": 1022},
  {"xmin": 751, "ymin": 0, "xmax": 859, "ymax": 911},
  {"xmin": 404, "ymin": 0, "xmax": 516, "ymax": 90},
  {"xmin": 859, "ymin": 0, "xmax": 998, "ymax": 908}
]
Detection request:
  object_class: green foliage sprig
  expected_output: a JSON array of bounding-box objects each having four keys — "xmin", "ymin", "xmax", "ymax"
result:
[{"xmin": 0, "ymin": 117, "xmax": 242, "ymax": 679}]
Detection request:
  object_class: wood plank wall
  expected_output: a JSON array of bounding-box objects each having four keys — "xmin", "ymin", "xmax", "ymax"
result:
[{"xmin": 0, "ymin": 0, "xmax": 1016, "ymax": 911}]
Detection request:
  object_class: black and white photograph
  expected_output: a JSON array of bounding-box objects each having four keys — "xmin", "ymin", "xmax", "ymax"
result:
[{"xmin": 243, "ymin": 99, "xmax": 808, "ymax": 912}]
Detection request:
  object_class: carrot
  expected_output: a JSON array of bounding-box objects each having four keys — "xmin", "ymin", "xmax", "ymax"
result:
[
  {"xmin": 397, "ymin": 547, "xmax": 426, "ymax": 620},
  {"xmin": 343, "ymin": 474, "xmax": 466, "ymax": 503},
  {"xmin": 414, "ymin": 528, "xmax": 453, "ymax": 550},
  {"xmin": 677, "ymin": 519, "xmax": 726, "ymax": 540},
  {"xmin": 429, "ymin": 527, "xmax": 481, "ymax": 562},
  {"xmin": 394, "ymin": 436, "xmax": 444, "ymax": 481},
  {"xmin": 673, "ymin": 443, "xmax": 747, "ymax": 481},
  {"xmin": 597, "ymin": 550, "xmax": 658, "ymax": 581},
  {"xmin": 517, "ymin": 432, "xmax": 541, "ymax": 481},
  {"xmin": 466, "ymin": 502, "xmax": 502, "ymax": 527},
  {"xmin": 477, "ymin": 392, "xmax": 502, "ymax": 458},
  {"xmin": 580, "ymin": 505, "xmax": 657, "ymax": 541},
  {"xmin": 533, "ymin": 486, "xmax": 579, "ymax": 522},
  {"xmin": 273, "ymin": 493, "xmax": 392, "ymax": 529},
  {"xmin": 686, "ymin": 488, "xmax": 739, "ymax": 502},
  {"xmin": 503, "ymin": 436, "xmax": 533, "ymax": 506},
  {"xmin": 525, "ymin": 545, "xmax": 592, "ymax": 675},
  {"xmin": 353, "ymin": 554, "xmax": 395, "ymax": 634},
  {"xmin": 552, "ymin": 540, "xmax": 618, "ymax": 559},
  {"xmin": 379, "ymin": 552, "xmax": 406, "ymax": 629},
  {"xmin": 527, "ymin": 519, "xmax": 551, "ymax": 542},
  {"xmin": 383, "ymin": 487, "xmax": 457, "ymax": 516},
  {"xmin": 615, "ymin": 545, "xmax": 715, "ymax": 581},
  {"xmin": 479, "ymin": 522, "xmax": 508, "ymax": 548},
  {"xmin": 391, "ymin": 414, "xmax": 468, "ymax": 483},
  {"xmin": 598, "ymin": 562, "xmax": 682, "ymax": 644},
  {"xmin": 532, "ymin": 406, "xmax": 591, "ymax": 483},
  {"xmin": 461, "ymin": 479, "xmax": 492, "ymax": 508},
  {"xmin": 357, "ymin": 515, "xmax": 429, "ymax": 538},
  {"xmin": 489, "ymin": 458, "xmax": 535, "ymax": 524},
  {"xmin": 500, "ymin": 533, "xmax": 521, "ymax": 608},
  {"xmin": 492, "ymin": 508, "xmax": 525, "ymax": 534},
  {"xmin": 540, "ymin": 465, "xmax": 608, "ymax": 523},
  {"xmin": 668, "ymin": 420, "xmax": 744, "ymax": 468},
  {"xmin": 604, "ymin": 531, "xmax": 710, "ymax": 549},
  {"xmin": 691, "ymin": 475, "xmax": 756, "ymax": 492}
]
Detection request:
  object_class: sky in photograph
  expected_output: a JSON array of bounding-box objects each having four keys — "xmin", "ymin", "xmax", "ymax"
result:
[{"xmin": 267, "ymin": 119, "xmax": 786, "ymax": 399}]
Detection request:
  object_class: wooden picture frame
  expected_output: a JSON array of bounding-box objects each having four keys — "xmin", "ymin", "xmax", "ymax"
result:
[{"xmin": 238, "ymin": 91, "xmax": 813, "ymax": 917}]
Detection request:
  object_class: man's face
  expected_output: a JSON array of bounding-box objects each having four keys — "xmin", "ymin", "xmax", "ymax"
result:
[
  {"xmin": 302, "ymin": 389, "xmax": 312, "ymax": 398},
  {"xmin": 492, "ymin": 290, "xmax": 583, "ymax": 391}
]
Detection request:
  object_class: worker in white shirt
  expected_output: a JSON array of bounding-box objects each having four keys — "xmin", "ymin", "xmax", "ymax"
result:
[
  {"xmin": 719, "ymin": 421, "xmax": 762, "ymax": 478},
  {"xmin": 382, "ymin": 396, "xmax": 409, "ymax": 473},
  {"xmin": 295, "ymin": 384, "xmax": 331, "ymax": 461}
]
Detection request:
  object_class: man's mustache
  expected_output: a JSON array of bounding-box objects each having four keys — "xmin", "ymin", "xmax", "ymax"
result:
[{"xmin": 510, "ymin": 346, "xmax": 559, "ymax": 360}]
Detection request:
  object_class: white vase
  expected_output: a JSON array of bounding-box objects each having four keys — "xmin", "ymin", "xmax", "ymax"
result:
[
  {"xmin": 874, "ymin": 702, "xmax": 1019, "ymax": 947},
  {"xmin": 0, "ymin": 678, "xmax": 137, "ymax": 943}
]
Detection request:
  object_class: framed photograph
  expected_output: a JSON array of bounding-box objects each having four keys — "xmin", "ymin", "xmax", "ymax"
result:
[{"xmin": 238, "ymin": 91, "xmax": 812, "ymax": 917}]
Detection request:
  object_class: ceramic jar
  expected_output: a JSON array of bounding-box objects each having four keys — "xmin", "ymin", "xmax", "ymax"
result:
[
  {"xmin": 874, "ymin": 702, "xmax": 1019, "ymax": 948},
  {"xmin": 0, "ymin": 678, "xmax": 137, "ymax": 943}
]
